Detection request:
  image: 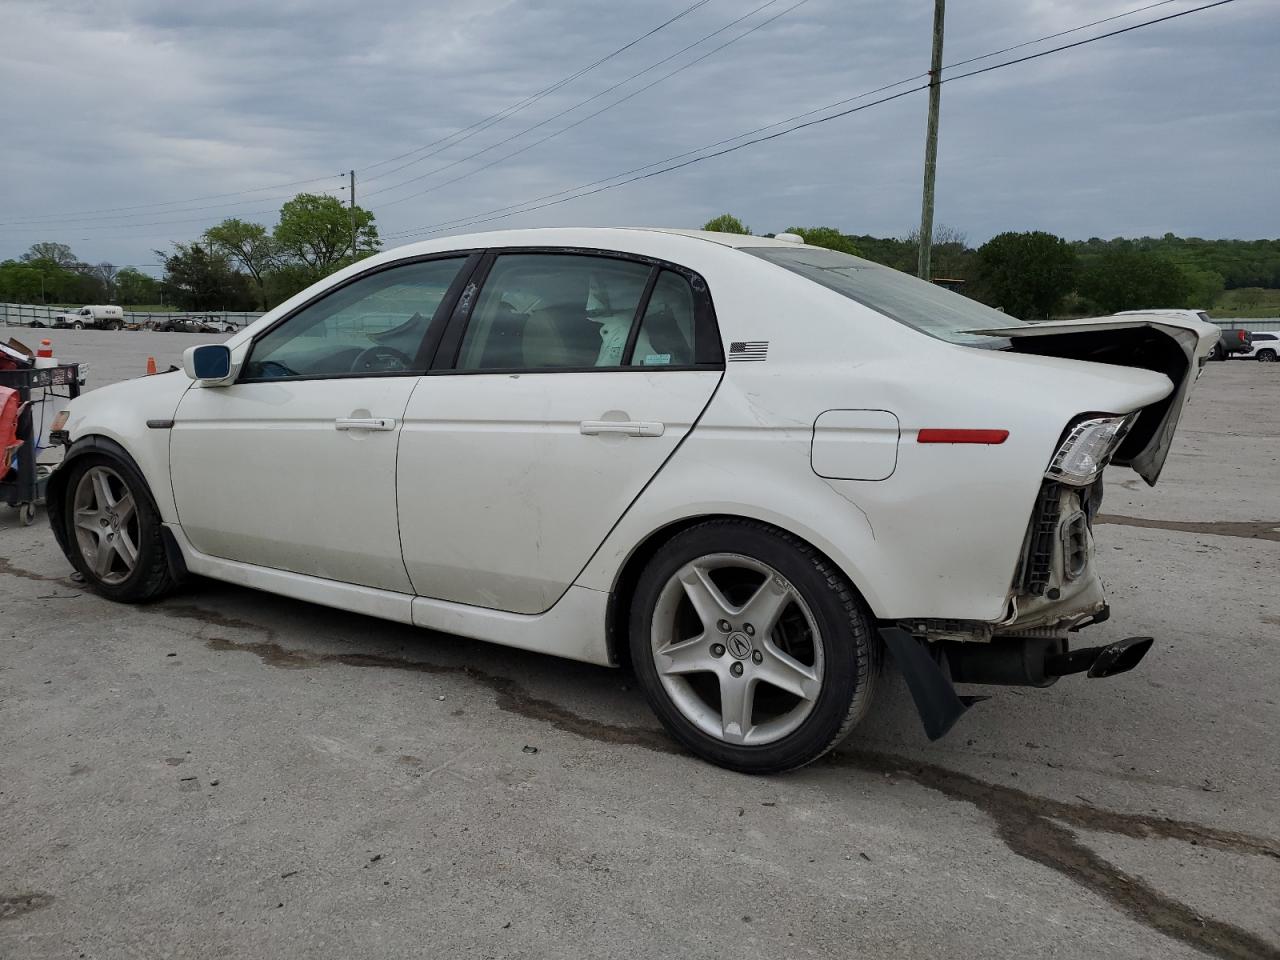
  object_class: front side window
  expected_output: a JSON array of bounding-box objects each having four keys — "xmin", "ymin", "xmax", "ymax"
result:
[
  {"xmin": 457, "ymin": 254, "xmax": 652, "ymax": 370},
  {"xmin": 244, "ymin": 257, "xmax": 467, "ymax": 380}
]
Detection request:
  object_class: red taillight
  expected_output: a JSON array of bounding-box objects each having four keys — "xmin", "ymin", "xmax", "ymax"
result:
[
  {"xmin": 1238, "ymin": 330, "xmax": 1248, "ymax": 342},
  {"xmin": 917, "ymin": 429, "xmax": 1009, "ymax": 444}
]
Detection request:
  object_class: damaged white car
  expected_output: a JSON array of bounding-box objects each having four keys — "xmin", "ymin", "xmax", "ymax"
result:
[{"xmin": 46, "ymin": 228, "xmax": 1217, "ymax": 773}]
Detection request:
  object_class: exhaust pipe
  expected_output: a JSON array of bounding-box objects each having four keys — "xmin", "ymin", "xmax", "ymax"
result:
[
  {"xmin": 1046, "ymin": 635, "xmax": 1153, "ymax": 679},
  {"xmin": 945, "ymin": 635, "xmax": 1154, "ymax": 687}
]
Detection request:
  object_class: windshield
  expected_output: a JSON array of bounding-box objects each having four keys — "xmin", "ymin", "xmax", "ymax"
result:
[{"xmin": 742, "ymin": 246, "xmax": 1026, "ymax": 347}]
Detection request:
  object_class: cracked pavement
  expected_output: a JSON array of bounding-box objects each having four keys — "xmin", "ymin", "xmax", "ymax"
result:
[{"xmin": 2, "ymin": 331, "xmax": 1278, "ymax": 959}]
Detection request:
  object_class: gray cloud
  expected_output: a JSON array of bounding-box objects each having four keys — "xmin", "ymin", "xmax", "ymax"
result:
[{"xmin": 1, "ymin": 0, "xmax": 1273, "ymax": 272}]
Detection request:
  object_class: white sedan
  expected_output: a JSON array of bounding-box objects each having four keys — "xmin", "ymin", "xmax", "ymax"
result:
[{"xmin": 46, "ymin": 228, "xmax": 1218, "ymax": 773}]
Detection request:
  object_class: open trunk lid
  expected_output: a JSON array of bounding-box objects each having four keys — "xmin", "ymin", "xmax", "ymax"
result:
[{"xmin": 968, "ymin": 313, "xmax": 1219, "ymax": 485}]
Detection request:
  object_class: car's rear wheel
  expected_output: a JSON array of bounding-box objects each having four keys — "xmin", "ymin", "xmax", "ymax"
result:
[
  {"xmin": 1258, "ymin": 349, "xmax": 1276, "ymax": 363},
  {"xmin": 62, "ymin": 455, "xmax": 179, "ymax": 602},
  {"xmin": 629, "ymin": 520, "xmax": 879, "ymax": 773}
]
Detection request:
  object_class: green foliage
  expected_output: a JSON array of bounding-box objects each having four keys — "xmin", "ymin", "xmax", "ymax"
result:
[
  {"xmin": 205, "ymin": 219, "xmax": 278, "ymax": 310},
  {"xmin": 701, "ymin": 213, "xmax": 750, "ymax": 235},
  {"xmin": 156, "ymin": 243, "xmax": 256, "ymax": 311},
  {"xmin": 274, "ymin": 193, "xmax": 379, "ymax": 275},
  {"xmin": 114, "ymin": 266, "xmax": 161, "ymax": 305},
  {"xmin": 20, "ymin": 242, "xmax": 77, "ymax": 268},
  {"xmin": 1076, "ymin": 250, "xmax": 1190, "ymax": 313},
  {"xmin": 1073, "ymin": 234, "xmax": 1280, "ymax": 291},
  {"xmin": 785, "ymin": 226, "xmax": 860, "ymax": 256},
  {"xmin": 972, "ymin": 231, "xmax": 1078, "ymax": 320}
]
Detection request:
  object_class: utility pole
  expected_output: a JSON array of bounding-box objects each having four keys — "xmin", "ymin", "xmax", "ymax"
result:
[
  {"xmin": 349, "ymin": 169, "xmax": 357, "ymax": 262},
  {"xmin": 916, "ymin": 0, "xmax": 945, "ymax": 281}
]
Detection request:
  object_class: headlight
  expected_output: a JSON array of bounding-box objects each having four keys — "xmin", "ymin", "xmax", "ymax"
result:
[{"xmin": 1045, "ymin": 414, "xmax": 1137, "ymax": 485}]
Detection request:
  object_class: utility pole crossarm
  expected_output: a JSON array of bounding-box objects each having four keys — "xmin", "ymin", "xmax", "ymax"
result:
[{"xmin": 917, "ymin": 0, "xmax": 945, "ymax": 281}]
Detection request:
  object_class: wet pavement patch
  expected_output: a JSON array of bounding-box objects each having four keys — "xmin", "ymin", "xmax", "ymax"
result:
[
  {"xmin": 0, "ymin": 892, "xmax": 54, "ymax": 921},
  {"xmin": 1096, "ymin": 516, "xmax": 1280, "ymax": 542},
  {"xmin": 202, "ymin": 625, "xmax": 1280, "ymax": 960}
]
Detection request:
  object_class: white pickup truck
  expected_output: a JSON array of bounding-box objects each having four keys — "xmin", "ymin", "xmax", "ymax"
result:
[{"xmin": 52, "ymin": 305, "xmax": 125, "ymax": 331}]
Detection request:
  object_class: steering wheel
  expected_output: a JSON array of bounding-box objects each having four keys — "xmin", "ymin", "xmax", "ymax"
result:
[{"xmin": 351, "ymin": 345, "xmax": 415, "ymax": 373}]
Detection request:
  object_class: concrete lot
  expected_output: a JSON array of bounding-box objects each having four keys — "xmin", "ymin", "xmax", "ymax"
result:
[{"xmin": 2, "ymin": 330, "xmax": 1277, "ymax": 959}]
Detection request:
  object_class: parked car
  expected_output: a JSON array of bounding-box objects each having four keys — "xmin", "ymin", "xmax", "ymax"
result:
[
  {"xmin": 155, "ymin": 317, "xmax": 217, "ymax": 333},
  {"xmin": 1114, "ymin": 309, "xmax": 1249, "ymax": 361},
  {"xmin": 52, "ymin": 305, "xmax": 125, "ymax": 331},
  {"xmin": 1235, "ymin": 331, "xmax": 1278, "ymax": 362},
  {"xmin": 44, "ymin": 228, "xmax": 1218, "ymax": 773}
]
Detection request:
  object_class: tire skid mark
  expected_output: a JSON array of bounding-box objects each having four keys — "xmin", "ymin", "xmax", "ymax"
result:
[
  {"xmin": 1096, "ymin": 516, "xmax": 1280, "ymax": 541},
  {"xmin": 197, "ymin": 619, "xmax": 1279, "ymax": 959}
]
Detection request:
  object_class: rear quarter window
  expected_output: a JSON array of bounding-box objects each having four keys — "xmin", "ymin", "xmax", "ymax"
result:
[{"xmin": 741, "ymin": 246, "xmax": 1025, "ymax": 347}]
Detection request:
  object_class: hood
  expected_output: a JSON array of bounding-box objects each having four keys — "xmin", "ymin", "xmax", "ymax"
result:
[{"xmin": 968, "ymin": 313, "xmax": 1219, "ymax": 485}]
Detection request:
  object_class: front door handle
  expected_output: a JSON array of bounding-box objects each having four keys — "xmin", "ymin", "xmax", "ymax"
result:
[
  {"xmin": 335, "ymin": 417, "xmax": 397, "ymax": 431},
  {"xmin": 579, "ymin": 420, "xmax": 665, "ymax": 438}
]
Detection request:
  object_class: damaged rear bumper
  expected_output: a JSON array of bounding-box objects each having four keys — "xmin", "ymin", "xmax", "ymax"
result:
[{"xmin": 880, "ymin": 627, "xmax": 1155, "ymax": 740}]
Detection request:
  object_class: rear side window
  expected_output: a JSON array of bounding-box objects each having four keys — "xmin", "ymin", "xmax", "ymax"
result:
[
  {"xmin": 629, "ymin": 270, "xmax": 697, "ymax": 367},
  {"xmin": 457, "ymin": 254, "xmax": 651, "ymax": 370},
  {"xmin": 742, "ymin": 246, "xmax": 1026, "ymax": 347}
]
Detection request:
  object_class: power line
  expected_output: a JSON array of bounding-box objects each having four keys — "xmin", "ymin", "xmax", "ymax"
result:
[
  {"xmin": 383, "ymin": 0, "xmax": 1239, "ymax": 242},
  {"xmin": 379, "ymin": 0, "xmax": 1199, "ymax": 242},
  {"xmin": 1, "ymin": 1, "xmax": 713, "ymax": 227},
  {"xmin": 0, "ymin": 174, "xmax": 345, "ymax": 227},
  {"xmin": 362, "ymin": 0, "xmax": 789, "ymax": 199},
  {"xmin": 365, "ymin": 0, "xmax": 808, "ymax": 208},
  {"xmin": 359, "ymin": 0, "xmax": 714, "ymax": 180}
]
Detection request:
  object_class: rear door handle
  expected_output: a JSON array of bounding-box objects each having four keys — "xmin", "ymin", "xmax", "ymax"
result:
[
  {"xmin": 335, "ymin": 417, "xmax": 397, "ymax": 431},
  {"xmin": 579, "ymin": 420, "xmax": 665, "ymax": 438}
]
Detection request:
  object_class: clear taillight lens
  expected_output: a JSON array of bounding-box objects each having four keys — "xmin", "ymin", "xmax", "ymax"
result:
[{"xmin": 1045, "ymin": 414, "xmax": 1137, "ymax": 485}]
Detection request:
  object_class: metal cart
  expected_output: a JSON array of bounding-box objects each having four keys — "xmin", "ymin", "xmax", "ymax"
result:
[{"xmin": 0, "ymin": 363, "xmax": 81, "ymax": 525}]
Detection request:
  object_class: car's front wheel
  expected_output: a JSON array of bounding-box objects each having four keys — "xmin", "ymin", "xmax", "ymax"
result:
[
  {"xmin": 62, "ymin": 455, "xmax": 179, "ymax": 602},
  {"xmin": 629, "ymin": 520, "xmax": 879, "ymax": 773}
]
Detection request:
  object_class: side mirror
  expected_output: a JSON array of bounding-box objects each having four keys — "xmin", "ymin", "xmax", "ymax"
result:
[{"xmin": 183, "ymin": 344, "xmax": 235, "ymax": 385}]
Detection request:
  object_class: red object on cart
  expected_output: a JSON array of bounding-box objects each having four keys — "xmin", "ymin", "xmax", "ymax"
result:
[{"xmin": 1, "ymin": 386, "xmax": 22, "ymax": 476}]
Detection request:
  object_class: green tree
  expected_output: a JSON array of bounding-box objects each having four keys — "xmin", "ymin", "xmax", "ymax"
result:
[
  {"xmin": 701, "ymin": 213, "xmax": 750, "ymax": 234},
  {"xmin": 114, "ymin": 266, "xmax": 162, "ymax": 305},
  {"xmin": 20, "ymin": 241, "xmax": 78, "ymax": 269},
  {"xmin": 1077, "ymin": 250, "xmax": 1190, "ymax": 313},
  {"xmin": 273, "ymin": 193, "xmax": 378, "ymax": 277},
  {"xmin": 972, "ymin": 231, "xmax": 1077, "ymax": 319},
  {"xmin": 206, "ymin": 218, "xmax": 278, "ymax": 309},
  {"xmin": 0, "ymin": 261, "xmax": 47, "ymax": 303},
  {"xmin": 785, "ymin": 226, "xmax": 860, "ymax": 255},
  {"xmin": 157, "ymin": 243, "xmax": 256, "ymax": 311},
  {"xmin": 1179, "ymin": 267, "xmax": 1224, "ymax": 310}
]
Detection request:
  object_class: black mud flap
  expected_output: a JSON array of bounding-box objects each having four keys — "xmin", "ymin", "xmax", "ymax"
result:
[{"xmin": 880, "ymin": 627, "xmax": 984, "ymax": 740}]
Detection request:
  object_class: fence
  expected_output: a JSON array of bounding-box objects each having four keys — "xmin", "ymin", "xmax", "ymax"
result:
[{"xmin": 0, "ymin": 303, "xmax": 263, "ymax": 328}]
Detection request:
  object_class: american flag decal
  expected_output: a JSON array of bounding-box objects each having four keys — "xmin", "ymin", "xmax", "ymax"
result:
[{"xmin": 728, "ymin": 340, "xmax": 769, "ymax": 362}]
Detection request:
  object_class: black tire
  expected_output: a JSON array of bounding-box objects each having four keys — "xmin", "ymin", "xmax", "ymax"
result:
[
  {"xmin": 629, "ymin": 519, "xmax": 880, "ymax": 774},
  {"xmin": 60, "ymin": 453, "xmax": 180, "ymax": 603},
  {"xmin": 1258, "ymin": 349, "xmax": 1276, "ymax": 363},
  {"xmin": 72, "ymin": 321, "xmax": 84, "ymax": 330},
  {"xmin": 1209, "ymin": 344, "xmax": 1224, "ymax": 361}
]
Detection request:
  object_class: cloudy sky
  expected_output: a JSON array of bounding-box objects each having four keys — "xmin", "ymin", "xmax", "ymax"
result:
[{"xmin": 0, "ymin": 0, "xmax": 1273, "ymax": 274}]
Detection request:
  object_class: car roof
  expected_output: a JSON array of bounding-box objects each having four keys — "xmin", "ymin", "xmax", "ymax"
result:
[{"xmin": 382, "ymin": 226, "xmax": 808, "ymax": 260}]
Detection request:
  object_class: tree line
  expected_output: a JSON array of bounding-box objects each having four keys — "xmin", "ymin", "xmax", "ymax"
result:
[
  {"xmin": 4, "ymin": 199, "xmax": 1276, "ymax": 319},
  {"xmin": 0, "ymin": 193, "xmax": 379, "ymax": 313}
]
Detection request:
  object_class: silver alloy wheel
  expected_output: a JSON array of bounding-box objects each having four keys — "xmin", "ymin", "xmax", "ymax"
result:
[
  {"xmin": 650, "ymin": 553, "xmax": 825, "ymax": 746},
  {"xmin": 72, "ymin": 465, "xmax": 140, "ymax": 585}
]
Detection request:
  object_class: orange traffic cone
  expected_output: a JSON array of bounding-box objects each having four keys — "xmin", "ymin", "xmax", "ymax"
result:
[{"xmin": 146, "ymin": 356, "xmax": 157, "ymax": 375}]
